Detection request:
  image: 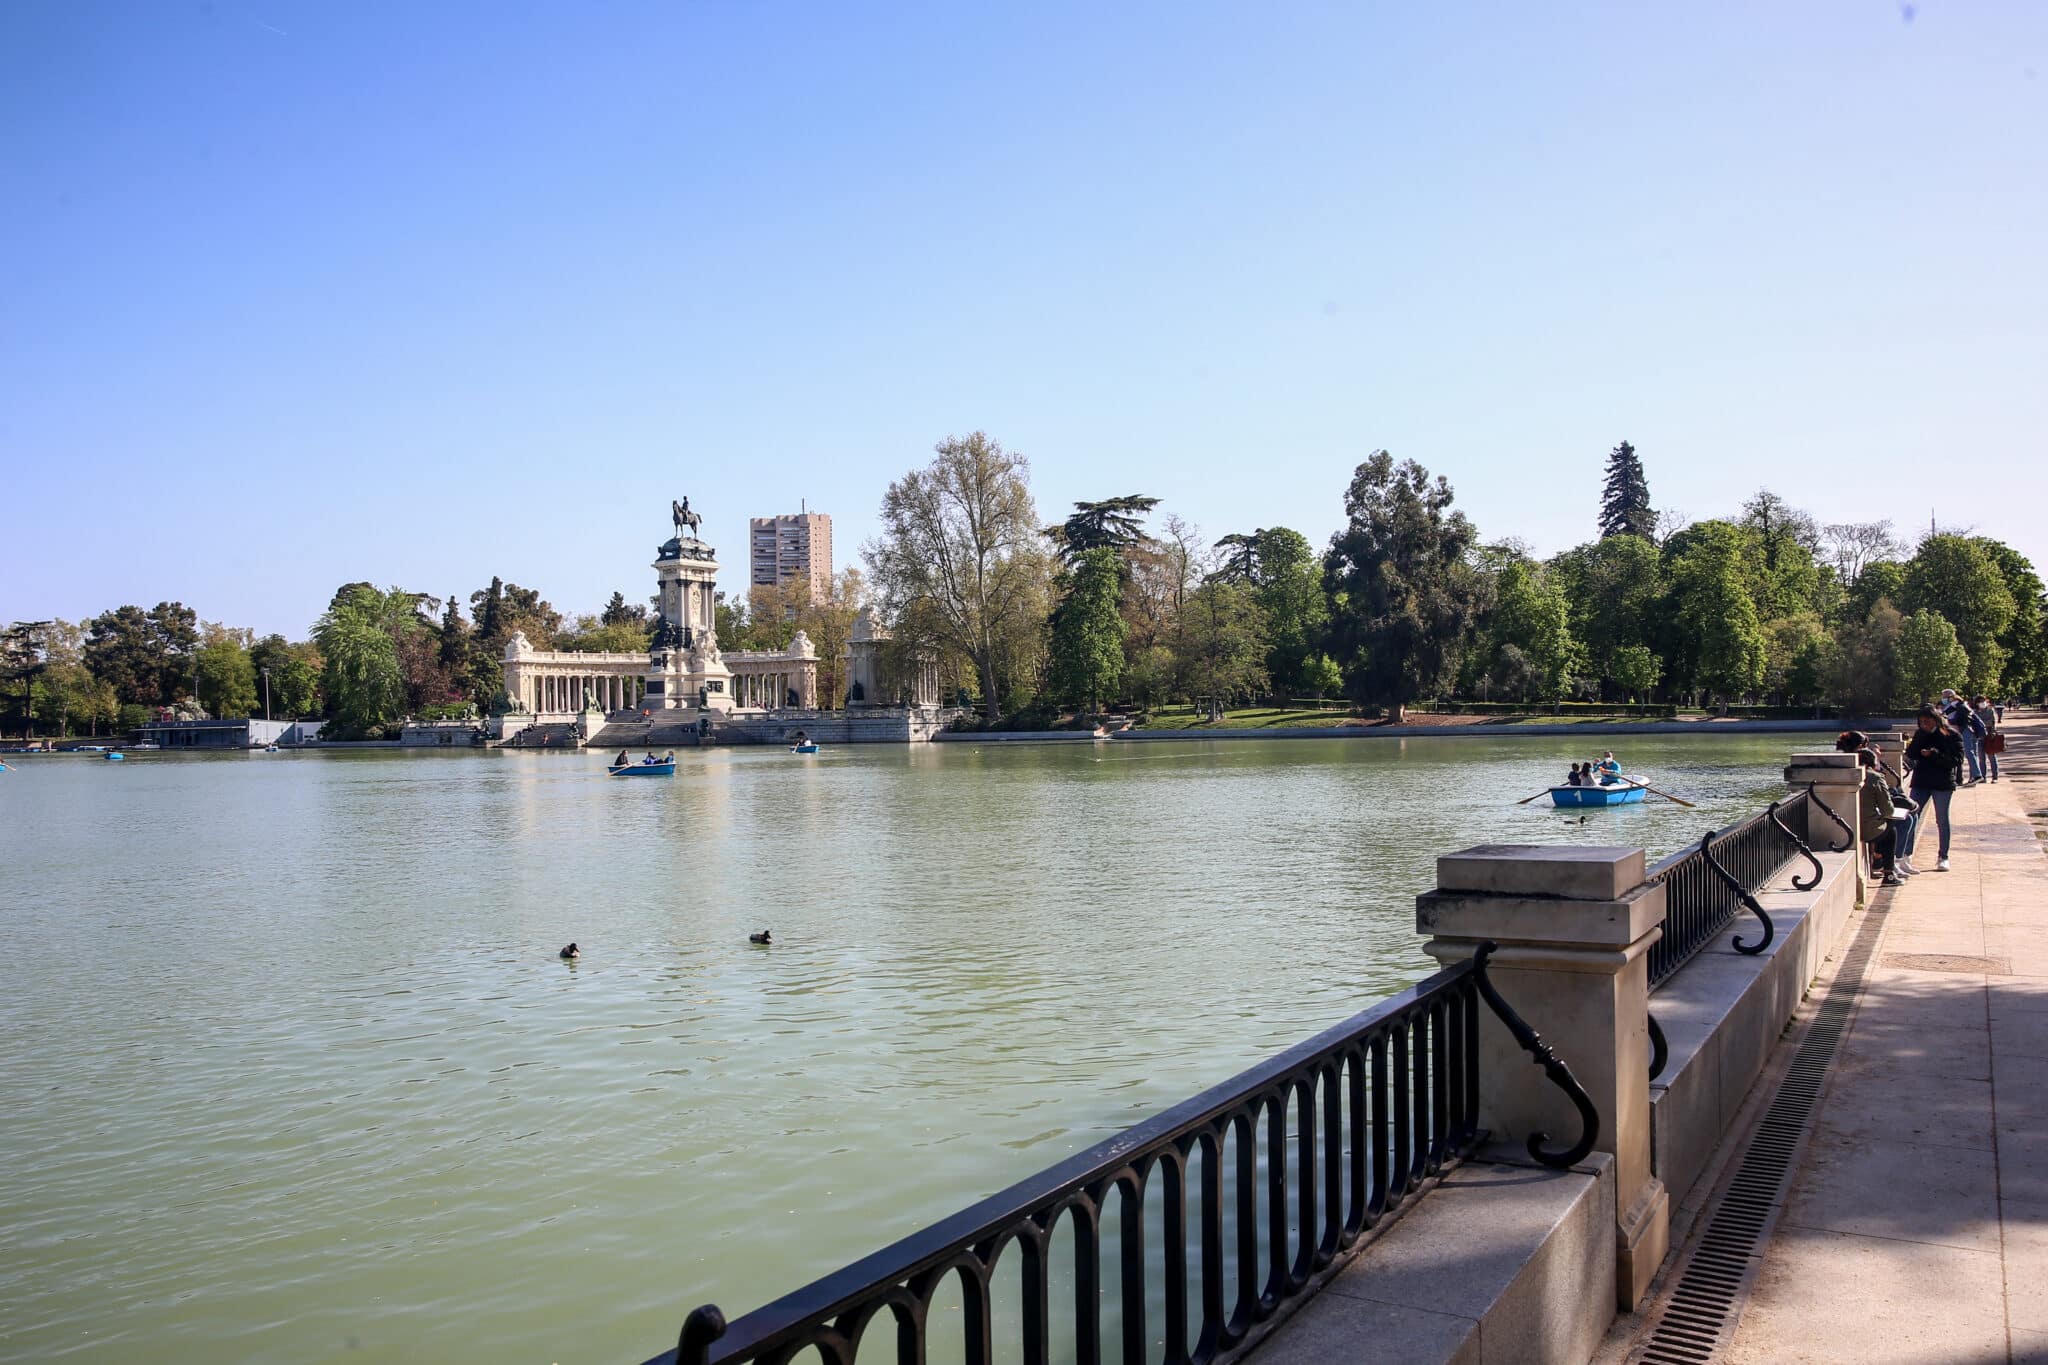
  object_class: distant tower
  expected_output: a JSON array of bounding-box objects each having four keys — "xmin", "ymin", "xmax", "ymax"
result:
[{"xmin": 749, "ymin": 508, "xmax": 834, "ymax": 601}]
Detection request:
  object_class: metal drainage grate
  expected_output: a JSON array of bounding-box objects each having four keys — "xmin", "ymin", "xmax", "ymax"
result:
[{"xmin": 1629, "ymin": 894, "xmax": 1891, "ymax": 1364}]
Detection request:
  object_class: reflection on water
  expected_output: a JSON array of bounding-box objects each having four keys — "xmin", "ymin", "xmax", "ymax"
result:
[{"xmin": 0, "ymin": 734, "xmax": 1799, "ymax": 1363}]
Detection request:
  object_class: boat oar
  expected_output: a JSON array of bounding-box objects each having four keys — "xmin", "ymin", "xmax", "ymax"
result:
[
  {"xmin": 1625, "ymin": 780, "xmax": 1696, "ymax": 808},
  {"xmin": 1516, "ymin": 788, "xmax": 1557, "ymax": 805}
]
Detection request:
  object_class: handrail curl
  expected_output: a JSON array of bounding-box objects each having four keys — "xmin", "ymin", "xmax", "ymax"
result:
[
  {"xmin": 1766, "ymin": 799, "xmax": 1824, "ymax": 891},
  {"xmin": 1699, "ymin": 829, "xmax": 1774, "ymax": 955},
  {"xmin": 1647, "ymin": 1011, "xmax": 1669, "ymax": 1083},
  {"xmin": 680, "ymin": 1305, "xmax": 728, "ymax": 1365},
  {"xmin": 1471, "ymin": 942, "xmax": 1600, "ymax": 1169},
  {"xmin": 1806, "ymin": 782, "xmax": 1854, "ymax": 853}
]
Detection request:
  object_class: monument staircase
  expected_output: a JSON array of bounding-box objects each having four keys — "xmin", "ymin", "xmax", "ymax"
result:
[{"xmin": 499, "ymin": 722, "xmax": 583, "ymax": 749}]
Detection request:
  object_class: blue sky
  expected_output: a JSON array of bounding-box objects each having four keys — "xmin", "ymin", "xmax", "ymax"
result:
[{"xmin": 4, "ymin": 1, "xmax": 2043, "ymax": 637}]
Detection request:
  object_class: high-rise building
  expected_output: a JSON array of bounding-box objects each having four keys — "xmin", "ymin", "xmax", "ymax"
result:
[{"xmin": 748, "ymin": 510, "xmax": 833, "ymax": 601}]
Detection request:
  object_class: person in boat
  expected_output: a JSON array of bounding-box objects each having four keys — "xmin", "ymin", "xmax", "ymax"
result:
[
  {"xmin": 644, "ymin": 751, "xmax": 659, "ymax": 764},
  {"xmin": 614, "ymin": 749, "xmax": 630, "ymax": 769},
  {"xmin": 1565, "ymin": 763, "xmax": 1585, "ymax": 787},
  {"xmin": 1596, "ymin": 752, "xmax": 1622, "ymax": 784},
  {"xmin": 662, "ymin": 751, "xmax": 675, "ymax": 764}
]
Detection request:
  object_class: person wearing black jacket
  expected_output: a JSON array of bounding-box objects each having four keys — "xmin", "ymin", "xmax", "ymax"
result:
[{"xmin": 1901, "ymin": 704, "xmax": 1964, "ymax": 871}]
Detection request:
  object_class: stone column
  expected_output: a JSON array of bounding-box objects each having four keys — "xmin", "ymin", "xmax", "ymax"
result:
[
  {"xmin": 1418, "ymin": 845, "xmax": 1669, "ymax": 1309},
  {"xmin": 1785, "ymin": 749, "xmax": 1864, "ymax": 897}
]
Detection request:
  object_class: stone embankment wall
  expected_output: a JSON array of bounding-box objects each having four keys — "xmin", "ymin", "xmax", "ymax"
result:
[
  {"xmin": 937, "ymin": 717, "xmax": 1909, "ymax": 744},
  {"xmin": 711, "ymin": 708, "xmax": 959, "ymax": 745}
]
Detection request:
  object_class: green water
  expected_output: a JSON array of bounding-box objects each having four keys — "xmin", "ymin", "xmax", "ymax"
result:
[{"xmin": 0, "ymin": 733, "xmax": 1802, "ymax": 1363}]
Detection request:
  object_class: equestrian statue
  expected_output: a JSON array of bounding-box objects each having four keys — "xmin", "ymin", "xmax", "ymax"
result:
[{"xmin": 672, "ymin": 497, "xmax": 702, "ymax": 539}]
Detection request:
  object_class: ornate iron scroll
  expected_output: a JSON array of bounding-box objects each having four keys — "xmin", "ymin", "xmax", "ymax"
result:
[
  {"xmin": 1766, "ymin": 800, "xmax": 1824, "ymax": 891},
  {"xmin": 1699, "ymin": 830, "xmax": 1774, "ymax": 955},
  {"xmin": 1470, "ymin": 942, "xmax": 1600, "ymax": 1169},
  {"xmin": 1806, "ymin": 782, "xmax": 1854, "ymax": 853},
  {"xmin": 1647, "ymin": 1011, "xmax": 1668, "ymax": 1083}
]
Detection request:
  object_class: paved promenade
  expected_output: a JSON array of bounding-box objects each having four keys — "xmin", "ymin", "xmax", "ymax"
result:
[{"xmin": 1724, "ymin": 713, "xmax": 2048, "ymax": 1363}]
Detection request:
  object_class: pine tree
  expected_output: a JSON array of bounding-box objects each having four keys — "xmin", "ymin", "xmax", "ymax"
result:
[{"xmin": 1598, "ymin": 441, "xmax": 1656, "ymax": 540}]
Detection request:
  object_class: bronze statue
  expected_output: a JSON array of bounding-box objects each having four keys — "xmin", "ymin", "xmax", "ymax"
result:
[{"xmin": 672, "ymin": 497, "xmax": 701, "ymax": 538}]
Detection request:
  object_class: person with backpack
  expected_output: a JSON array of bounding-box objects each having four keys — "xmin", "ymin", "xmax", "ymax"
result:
[
  {"xmin": 1975, "ymin": 695, "xmax": 2002, "ymax": 782},
  {"xmin": 1942, "ymin": 688, "xmax": 1987, "ymax": 784}
]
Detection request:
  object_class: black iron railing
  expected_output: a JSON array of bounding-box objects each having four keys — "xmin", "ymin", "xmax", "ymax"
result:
[
  {"xmin": 1645, "ymin": 790, "xmax": 1812, "ymax": 990},
  {"xmin": 642, "ymin": 948, "xmax": 1595, "ymax": 1365}
]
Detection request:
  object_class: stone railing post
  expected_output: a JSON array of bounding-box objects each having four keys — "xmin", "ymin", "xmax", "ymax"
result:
[
  {"xmin": 1868, "ymin": 728, "xmax": 1906, "ymax": 781},
  {"xmin": 1784, "ymin": 750, "xmax": 1862, "ymax": 896},
  {"xmin": 1417, "ymin": 845, "xmax": 1668, "ymax": 1308}
]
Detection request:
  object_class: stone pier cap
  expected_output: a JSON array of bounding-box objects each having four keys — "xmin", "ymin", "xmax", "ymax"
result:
[{"xmin": 1419, "ymin": 845, "xmax": 1666, "ymax": 952}]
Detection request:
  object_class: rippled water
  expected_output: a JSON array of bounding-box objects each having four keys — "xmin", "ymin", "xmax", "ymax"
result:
[{"xmin": 0, "ymin": 733, "xmax": 1803, "ymax": 1363}]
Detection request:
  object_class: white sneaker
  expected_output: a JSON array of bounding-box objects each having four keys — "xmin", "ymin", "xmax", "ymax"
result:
[
  {"xmin": 1937, "ymin": 857, "xmax": 1951, "ymax": 871},
  {"xmin": 1897, "ymin": 859, "xmax": 1918, "ymax": 875}
]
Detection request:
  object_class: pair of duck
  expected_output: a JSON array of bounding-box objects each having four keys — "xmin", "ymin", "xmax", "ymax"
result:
[{"xmin": 560, "ymin": 930, "xmax": 771, "ymax": 959}]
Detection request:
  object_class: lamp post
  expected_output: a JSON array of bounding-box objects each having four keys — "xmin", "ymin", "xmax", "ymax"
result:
[{"xmin": 262, "ymin": 667, "xmax": 272, "ymax": 722}]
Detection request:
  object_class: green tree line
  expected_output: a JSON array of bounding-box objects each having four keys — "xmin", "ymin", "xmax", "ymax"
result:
[
  {"xmin": 9, "ymin": 438, "xmax": 2042, "ymax": 737},
  {"xmin": 858, "ymin": 435, "xmax": 2047, "ymax": 722}
]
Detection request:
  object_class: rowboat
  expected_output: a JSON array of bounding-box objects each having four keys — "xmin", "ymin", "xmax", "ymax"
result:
[
  {"xmin": 1549, "ymin": 782, "xmax": 1644, "ymax": 808},
  {"xmin": 105, "ymin": 752, "xmax": 126, "ymax": 762},
  {"xmin": 791, "ymin": 742, "xmax": 820, "ymax": 754},
  {"xmin": 609, "ymin": 761, "xmax": 674, "ymax": 778}
]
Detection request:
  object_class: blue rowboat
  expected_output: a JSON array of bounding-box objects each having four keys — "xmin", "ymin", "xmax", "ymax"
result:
[
  {"xmin": 609, "ymin": 761, "xmax": 674, "ymax": 778},
  {"xmin": 791, "ymin": 743, "xmax": 820, "ymax": 754},
  {"xmin": 1549, "ymin": 782, "xmax": 1644, "ymax": 808},
  {"xmin": 105, "ymin": 752, "xmax": 126, "ymax": 762}
]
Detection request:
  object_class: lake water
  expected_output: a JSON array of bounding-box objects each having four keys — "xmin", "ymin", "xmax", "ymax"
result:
[{"xmin": 0, "ymin": 733, "xmax": 1803, "ymax": 1364}]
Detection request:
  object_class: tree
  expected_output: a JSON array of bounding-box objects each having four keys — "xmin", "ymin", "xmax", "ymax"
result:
[
  {"xmin": 795, "ymin": 569, "xmax": 866, "ymax": 711},
  {"xmin": 866, "ymin": 431, "xmax": 1053, "ymax": 723},
  {"xmin": 1483, "ymin": 557, "xmax": 1580, "ymax": 700},
  {"xmin": 315, "ymin": 586, "xmax": 415, "ymax": 736},
  {"xmin": 1610, "ymin": 644, "xmax": 1663, "ymax": 701},
  {"xmin": 146, "ymin": 602, "xmax": 200, "ymax": 701},
  {"xmin": 1895, "ymin": 609, "xmax": 1971, "ymax": 704},
  {"xmin": 1979, "ymin": 541, "xmax": 2047, "ymax": 696},
  {"xmin": 1209, "ymin": 533, "xmax": 1261, "ymax": 584},
  {"xmin": 1903, "ymin": 535, "xmax": 2016, "ymax": 693},
  {"xmin": 1760, "ymin": 612, "xmax": 1828, "ymax": 705},
  {"xmin": 1827, "ymin": 602, "xmax": 1903, "ymax": 715},
  {"xmin": 1247, "ymin": 527, "xmax": 1328, "ymax": 696},
  {"xmin": 1177, "ymin": 578, "xmax": 1268, "ymax": 717},
  {"xmin": 1048, "ymin": 548, "xmax": 1126, "ymax": 711},
  {"xmin": 1046, "ymin": 496, "xmax": 1159, "ymax": 562},
  {"xmin": 1598, "ymin": 441, "xmax": 1656, "ymax": 540},
  {"xmin": 1, "ymin": 620, "xmax": 55, "ymax": 738},
  {"xmin": 1845, "ymin": 560, "xmax": 1908, "ymax": 626},
  {"xmin": 1823, "ymin": 521, "xmax": 1904, "ymax": 591},
  {"xmin": 195, "ymin": 633, "xmax": 258, "ymax": 719},
  {"xmin": 557, "ymin": 617, "xmax": 652, "ymax": 654},
  {"xmin": 1664, "ymin": 521, "xmax": 1767, "ymax": 701},
  {"xmin": 601, "ymin": 591, "xmax": 650, "ymax": 629},
  {"xmin": 1324, "ymin": 453, "xmax": 1487, "ymax": 720},
  {"xmin": 1551, "ymin": 534, "xmax": 1663, "ymax": 693},
  {"xmin": 1737, "ymin": 491, "xmax": 1822, "ymax": 620},
  {"xmin": 250, "ymin": 635, "xmax": 322, "ymax": 718},
  {"xmin": 85, "ymin": 605, "xmax": 164, "ymax": 706},
  {"xmin": 438, "ymin": 594, "xmax": 471, "ymax": 673}
]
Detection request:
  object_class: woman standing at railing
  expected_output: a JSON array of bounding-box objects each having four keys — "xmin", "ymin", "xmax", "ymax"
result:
[{"xmin": 1901, "ymin": 705, "xmax": 1963, "ymax": 873}]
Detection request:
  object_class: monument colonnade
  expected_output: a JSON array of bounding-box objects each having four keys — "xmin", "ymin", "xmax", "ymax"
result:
[{"xmin": 510, "ymin": 652, "xmax": 650, "ymax": 716}]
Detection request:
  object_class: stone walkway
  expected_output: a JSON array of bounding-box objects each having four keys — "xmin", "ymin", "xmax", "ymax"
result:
[{"xmin": 1725, "ymin": 713, "xmax": 2048, "ymax": 1363}]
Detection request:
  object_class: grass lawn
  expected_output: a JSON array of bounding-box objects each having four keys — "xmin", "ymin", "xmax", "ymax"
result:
[
  {"xmin": 1131, "ymin": 705, "xmax": 1363, "ymax": 730},
  {"xmin": 1127, "ymin": 706, "xmax": 1715, "ymax": 731}
]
